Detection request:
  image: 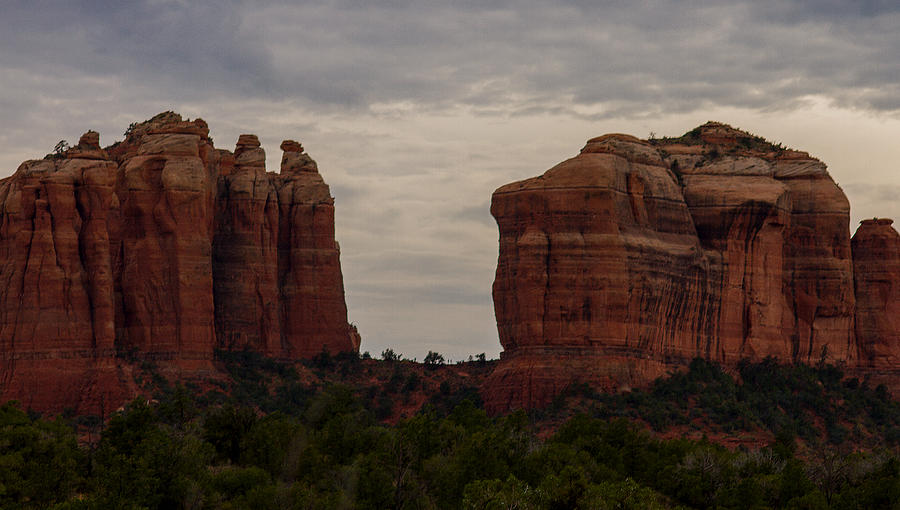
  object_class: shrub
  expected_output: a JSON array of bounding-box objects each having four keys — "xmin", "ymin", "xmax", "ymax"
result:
[{"xmin": 424, "ymin": 351, "xmax": 445, "ymax": 367}]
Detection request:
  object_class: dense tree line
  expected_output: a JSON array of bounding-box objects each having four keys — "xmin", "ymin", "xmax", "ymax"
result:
[
  {"xmin": 551, "ymin": 357, "xmax": 900, "ymax": 449},
  {"xmin": 3, "ymin": 357, "xmax": 900, "ymax": 509}
]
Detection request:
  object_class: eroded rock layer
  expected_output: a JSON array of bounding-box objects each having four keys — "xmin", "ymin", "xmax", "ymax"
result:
[
  {"xmin": 0, "ymin": 112, "xmax": 357, "ymax": 414},
  {"xmin": 485, "ymin": 122, "xmax": 895, "ymax": 412}
]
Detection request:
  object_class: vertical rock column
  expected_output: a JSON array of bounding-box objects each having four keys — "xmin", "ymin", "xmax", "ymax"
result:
[
  {"xmin": 8, "ymin": 161, "xmax": 95, "ymax": 354},
  {"xmin": 0, "ymin": 131, "xmax": 131, "ymax": 413},
  {"xmin": 72, "ymin": 131, "xmax": 118, "ymax": 354},
  {"xmin": 276, "ymin": 141, "xmax": 357, "ymax": 357},
  {"xmin": 852, "ymin": 218, "xmax": 900, "ymax": 369},
  {"xmin": 213, "ymin": 137, "xmax": 357, "ymax": 358},
  {"xmin": 777, "ymin": 153, "xmax": 857, "ymax": 364},
  {"xmin": 213, "ymin": 135, "xmax": 281, "ymax": 355},
  {"xmin": 118, "ymin": 120, "xmax": 216, "ymax": 360},
  {"xmin": 0, "ymin": 131, "xmax": 118, "ymax": 357}
]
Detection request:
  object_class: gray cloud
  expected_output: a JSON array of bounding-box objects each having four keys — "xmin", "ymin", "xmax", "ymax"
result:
[
  {"xmin": 4, "ymin": 1, "xmax": 900, "ymax": 117},
  {"xmin": 843, "ymin": 183, "xmax": 900, "ymax": 229},
  {"xmin": 452, "ymin": 202, "xmax": 495, "ymax": 227},
  {"xmin": 2, "ymin": 1, "xmax": 274, "ymax": 99}
]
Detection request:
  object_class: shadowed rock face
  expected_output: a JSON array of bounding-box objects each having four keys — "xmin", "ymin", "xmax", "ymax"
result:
[
  {"xmin": 485, "ymin": 122, "xmax": 892, "ymax": 412},
  {"xmin": 669, "ymin": 129, "xmax": 856, "ymax": 365},
  {"xmin": 853, "ymin": 219, "xmax": 900, "ymax": 370},
  {"xmin": 0, "ymin": 112, "xmax": 358, "ymax": 414}
]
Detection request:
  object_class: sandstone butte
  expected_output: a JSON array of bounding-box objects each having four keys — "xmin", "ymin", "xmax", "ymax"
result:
[
  {"xmin": 484, "ymin": 122, "xmax": 900, "ymax": 413},
  {"xmin": 0, "ymin": 112, "xmax": 359, "ymax": 415}
]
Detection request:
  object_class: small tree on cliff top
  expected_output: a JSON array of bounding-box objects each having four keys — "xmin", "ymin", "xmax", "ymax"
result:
[
  {"xmin": 424, "ymin": 351, "xmax": 445, "ymax": 367},
  {"xmin": 381, "ymin": 348, "xmax": 401, "ymax": 361}
]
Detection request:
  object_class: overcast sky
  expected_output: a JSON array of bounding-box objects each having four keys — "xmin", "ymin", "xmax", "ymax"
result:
[{"xmin": 2, "ymin": 0, "xmax": 898, "ymax": 360}]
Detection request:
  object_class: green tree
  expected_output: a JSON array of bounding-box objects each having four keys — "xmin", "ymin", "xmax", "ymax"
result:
[
  {"xmin": 463, "ymin": 475, "xmax": 542, "ymax": 509},
  {"xmin": 0, "ymin": 402, "xmax": 84, "ymax": 509},
  {"xmin": 381, "ymin": 349, "xmax": 401, "ymax": 362},
  {"xmin": 239, "ymin": 413, "xmax": 304, "ymax": 479},
  {"xmin": 579, "ymin": 478, "xmax": 667, "ymax": 510},
  {"xmin": 424, "ymin": 351, "xmax": 445, "ymax": 367},
  {"xmin": 203, "ymin": 404, "xmax": 258, "ymax": 464},
  {"xmin": 89, "ymin": 400, "xmax": 213, "ymax": 509},
  {"xmin": 53, "ymin": 140, "xmax": 70, "ymax": 156}
]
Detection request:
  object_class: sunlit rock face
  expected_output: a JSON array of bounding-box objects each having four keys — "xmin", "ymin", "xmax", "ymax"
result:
[
  {"xmin": 485, "ymin": 122, "xmax": 884, "ymax": 413},
  {"xmin": 0, "ymin": 112, "xmax": 358, "ymax": 415},
  {"xmin": 486, "ymin": 134, "xmax": 715, "ymax": 412}
]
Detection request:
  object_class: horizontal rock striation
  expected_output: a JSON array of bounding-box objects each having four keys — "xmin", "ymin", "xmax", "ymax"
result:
[
  {"xmin": 485, "ymin": 122, "xmax": 897, "ymax": 412},
  {"xmin": 0, "ymin": 112, "xmax": 358, "ymax": 414}
]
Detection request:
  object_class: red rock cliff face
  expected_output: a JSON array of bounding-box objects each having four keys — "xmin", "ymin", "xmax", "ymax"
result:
[
  {"xmin": 488, "ymin": 135, "xmax": 718, "ymax": 410},
  {"xmin": 666, "ymin": 125, "xmax": 856, "ymax": 365},
  {"xmin": 852, "ymin": 219, "xmax": 900, "ymax": 371},
  {"xmin": 0, "ymin": 112, "xmax": 357, "ymax": 414},
  {"xmin": 0, "ymin": 131, "xmax": 135, "ymax": 414},
  {"xmin": 485, "ymin": 122, "xmax": 887, "ymax": 412},
  {"xmin": 213, "ymin": 137, "xmax": 357, "ymax": 358},
  {"xmin": 112, "ymin": 117, "xmax": 219, "ymax": 362}
]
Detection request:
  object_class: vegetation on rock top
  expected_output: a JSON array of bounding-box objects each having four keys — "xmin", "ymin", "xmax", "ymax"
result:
[{"xmin": 649, "ymin": 121, "xmax": 789, "ymax": 153}]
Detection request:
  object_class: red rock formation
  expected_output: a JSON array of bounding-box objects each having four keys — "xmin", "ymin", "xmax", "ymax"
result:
[
  {"xmin": 0, "ymin": 112, "xmax": 357, "ymax": 414},
  {"xmin": 114, "ymin": 115, "xmax": 218, "ymax": 362},
  {"xmin": 853, "ymin": 218, "xmax": 900, "ymax": 370},
  {"xmin": 486, "ymin": 134, "xmax": 717, "ymax": 411},
  {"xmin": 213, "ymin": 134, "xmax": 281, "ymax": 355},
  {"xmin": 0, "ymin": 132, "xmax": 135, "ymax": 413},
  {"xmin": 213, "ymin": 137, "xmax": 358, "ymax": 358},
  {"xmin": 669, "ymin": 126, "xmax": 856, "ymax": 365},
  {"xmin": 485, "ymin": 122, "xmax": 877, "ymax": 412},
  {"xmin": 273, "ymin": 141, "xmax": 358, "ymax": 357}
]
